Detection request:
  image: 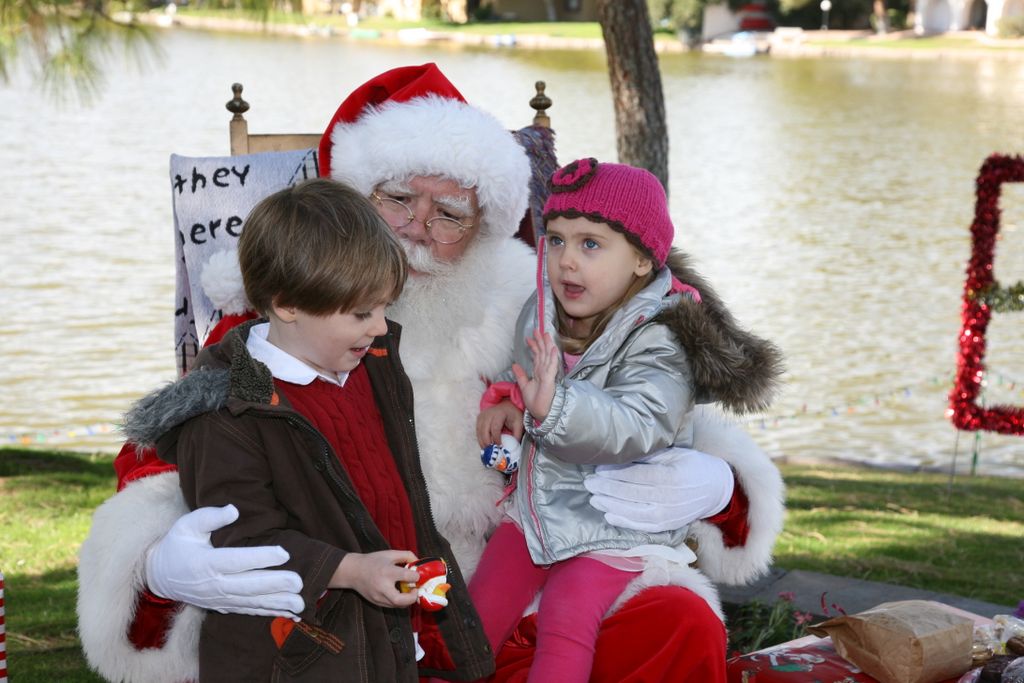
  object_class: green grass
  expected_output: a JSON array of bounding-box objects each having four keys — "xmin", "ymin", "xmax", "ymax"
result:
[
  {"xmin": 166, "ymin": 10, "xmax": 688, "ymax": 42},
  {"xmin": 172, "ymin": 8, "xmax": 606, "ymax": 35},
  {"xmin": 171, "ymin": 6, "xmax": 439, "ymax": 28},
  {"xmin": 777, "ymin": 462, "xmax": 1024, "ymax": 606},
  {"xmin": 2, "ymin": 448, "xmax": 1021, "ymax": 680},
  {"xmin": 404, "ymin": 20, "xmax": 605, "ymax": 39},
  {"xmin": 1, "ymin": 449, "xmax": 114, "ymax": 682},
  {"xmin": 157, "ymin": 9, "xmax": 1024, "ymax": 53},
  {"xmin": 163, "ymin": 10, "xmax": 1024, "ymax": 51},
  {"xmin": 173, "ymin": 7, "xmax": 602, "ymax": 33}
]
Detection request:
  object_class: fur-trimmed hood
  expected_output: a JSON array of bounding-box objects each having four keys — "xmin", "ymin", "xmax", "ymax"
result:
[
  {"xmin": 533, "ymin": 245, "xmax": 784, "ymax": 415},
  {"xmin": 656, "ymin": 248, "xmax": 784, "ymax": 414},
  {"xmin": 123, "ymin": 321, "xmax": 278, "ymax": 451}
]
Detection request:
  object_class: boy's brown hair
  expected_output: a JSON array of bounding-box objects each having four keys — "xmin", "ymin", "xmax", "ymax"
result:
[{"xmin": 239, "ymin": 178, "xmax": 408, "ymax": 316}]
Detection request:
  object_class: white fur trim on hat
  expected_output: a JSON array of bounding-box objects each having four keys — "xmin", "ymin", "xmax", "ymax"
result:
[
  {"xmin": 328, "ymin": 95, "xmax": 531, "ymax": 240},
  {"xmin": 201, "ymin": 249, "xmax": 249, "ymax": 315}
]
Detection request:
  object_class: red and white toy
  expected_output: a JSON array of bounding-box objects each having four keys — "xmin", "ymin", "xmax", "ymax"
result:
[{"xmin": 400, "ymin": 557, "xmax": 451, "ymax": 611}]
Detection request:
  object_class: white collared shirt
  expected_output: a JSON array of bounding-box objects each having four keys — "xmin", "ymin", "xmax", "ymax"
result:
[
  {"xmin": 245, "ymin": 323, "xmax": 422, "ymax": 661},
  {"xmin": 245, "ymin": 323, "xmax": 350, "ymax": 387}
]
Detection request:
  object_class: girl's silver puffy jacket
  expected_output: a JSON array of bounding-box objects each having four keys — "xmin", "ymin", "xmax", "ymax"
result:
[{"xmin": 506, "ymin": 249, "xmax": 783, "ymax": 566}]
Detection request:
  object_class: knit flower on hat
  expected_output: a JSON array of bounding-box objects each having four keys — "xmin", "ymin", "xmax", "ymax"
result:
[
  {"xmin": 542, "ymin": 157, "xmax": 675, "ymax": 267},
  {"xmin": 550, "ymin": 157, "xmax": 598, "ymax": 193}
]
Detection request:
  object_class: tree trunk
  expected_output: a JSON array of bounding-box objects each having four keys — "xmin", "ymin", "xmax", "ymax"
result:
[
  {"xmin": 543, "ymin": 0, "xmax": 557, "ymax": 21},
  {"xmin": 873, "ymin": 0, "xmax": 890, "ymax": 32},
  {"xmin": 595, "ymin": 0, "xmax": 669, "ymax": 192}
]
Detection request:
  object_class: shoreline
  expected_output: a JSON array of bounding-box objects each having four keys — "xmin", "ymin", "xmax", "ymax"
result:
[
  {"xmin": 772, "ymin": 31, "xmax": 1024, "ymax": 60},
  {"xmin": 7, "ymin": 441, "xmax": 1023, "ymax": 478},
  {"xmin": 138, "ymin": 12, "xmax": 624, "ymax": 51},
  {"xmin": 137, "ymin": 12, "xmax": 1024, "ymax": 61},
  {"xmin": 773, "ymin": 453, "xmax": 1024, "ymax": 479}
]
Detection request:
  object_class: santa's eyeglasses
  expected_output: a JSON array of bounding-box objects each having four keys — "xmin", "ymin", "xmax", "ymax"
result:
[{"xmin": 370, "ymin": 192, "xmax": 476, "ymax": 245}]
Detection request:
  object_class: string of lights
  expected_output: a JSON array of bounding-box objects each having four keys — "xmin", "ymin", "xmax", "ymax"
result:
[
  {"xmin": 743, "ymin": 374, "xmax": 950, "ymax": 430},
  {"xmin": 1, "ymin": 371, "xmax": 1021, "ymax": 445},
  {"xmin": 0, "ymin": 423, "xmax": 118, "ymax": 446},
  {"xmin": 742, "ymin": 367, "xmax": 1024, "ymax": 431}
]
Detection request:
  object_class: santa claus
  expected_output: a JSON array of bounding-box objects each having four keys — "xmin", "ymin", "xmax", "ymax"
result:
[{"xmin": 77, "ymin": 63, "xmax": 784, "ymax": 682}]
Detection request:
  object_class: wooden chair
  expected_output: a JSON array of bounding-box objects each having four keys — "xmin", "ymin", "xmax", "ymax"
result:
[
  {"xmin": 225, "ymin": 80, "xmax": 554, "ymax": 149},
  {"xmin": 224, "ymin": 81, "xmax": 558, "ymax": 246},
  {"xmin": 225, "ymin": 80, "xmax": 552, "ymax": 153}
]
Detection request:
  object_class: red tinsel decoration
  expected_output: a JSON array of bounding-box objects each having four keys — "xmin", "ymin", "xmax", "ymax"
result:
[{"xmin": 948, "ymin": 154, "xmax": 1024, "ymax": 436}]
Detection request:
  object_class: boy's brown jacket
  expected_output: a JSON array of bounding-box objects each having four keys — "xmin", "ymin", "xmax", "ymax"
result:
[{"xmin": 125, "ymin": 319, "xmax": 494, "ymax": 682}]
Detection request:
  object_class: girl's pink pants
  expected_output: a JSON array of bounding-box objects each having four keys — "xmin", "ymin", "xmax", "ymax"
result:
[{"xmin": 468, "ymin": 522, "xmax": 634, "ymax": 683}]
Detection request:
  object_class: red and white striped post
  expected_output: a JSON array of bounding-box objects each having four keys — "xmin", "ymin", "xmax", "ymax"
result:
[{"xmin": 0, "ymin": 570, "xmax": 7, "ymax": 683}]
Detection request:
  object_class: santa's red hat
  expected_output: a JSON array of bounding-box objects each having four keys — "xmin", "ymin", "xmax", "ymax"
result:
[{"xmin": 318, "ymin": 63, "xmax": 531, "ymax": 240}]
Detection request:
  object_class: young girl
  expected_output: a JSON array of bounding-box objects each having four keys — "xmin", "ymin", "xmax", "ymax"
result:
[{"xmin": 470, "ymin": 158, "xmax": 784, "ymax": 682}]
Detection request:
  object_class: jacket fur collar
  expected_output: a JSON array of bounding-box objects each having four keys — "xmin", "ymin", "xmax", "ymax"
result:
[{"xmin": 123, "ymin": 320, "xmax": 274, "ymax": 450}]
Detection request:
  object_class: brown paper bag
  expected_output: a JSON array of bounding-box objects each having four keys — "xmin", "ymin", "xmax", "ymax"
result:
[{"xmin": 807, "ymin": 600, "xmax": 974, "ymax": 683}]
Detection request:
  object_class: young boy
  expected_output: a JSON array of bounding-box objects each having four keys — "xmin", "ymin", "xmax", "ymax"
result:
[{"xmin": 123, "ymin": 178, "xmax": 493, "ymax": 681}]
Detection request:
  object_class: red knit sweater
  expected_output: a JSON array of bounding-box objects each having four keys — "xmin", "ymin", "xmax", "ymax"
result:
[{"xmin": 275, "ymin": 364, "xmax": 419, "ymax": 557}]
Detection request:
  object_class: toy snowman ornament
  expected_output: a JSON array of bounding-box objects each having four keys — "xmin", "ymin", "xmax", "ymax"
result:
[
  {"xmin": 400, "ymin": 557, "xmax": 451, "ymax": 611},
  {"xmin": 481, "ymin": 433, "xmax": 522, "ymax": 474}
]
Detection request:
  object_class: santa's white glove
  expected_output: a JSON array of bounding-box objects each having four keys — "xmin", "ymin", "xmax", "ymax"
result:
[
  {"xmin": 145, "ymin": 504, "xmax": 305, "ymax": 617},
  {"xmin": 584, "ymin": 448, "xmax": 735, "ymax": 533}
]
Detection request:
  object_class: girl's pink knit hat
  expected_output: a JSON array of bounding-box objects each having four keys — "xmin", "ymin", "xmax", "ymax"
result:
[{"xmin": 541, "ymin": 157, "xmax": 674, "ymax": 267}]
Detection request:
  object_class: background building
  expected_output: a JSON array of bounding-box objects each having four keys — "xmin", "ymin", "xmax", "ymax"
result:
[{"xmin": 915, "ymin": 0, "xmax": 1022, "ymax": 34}]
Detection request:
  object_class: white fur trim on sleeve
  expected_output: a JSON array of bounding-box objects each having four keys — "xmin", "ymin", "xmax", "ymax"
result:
[
  {"xmin": 77, "ymin": 471, "xmax": 203, "ymax": 683},
  {"xmin": 601, "ymin": 407, "xmax": 783, "ymax": 623},
  {"xmin": 200, "ymin": 249, "xmax": 249, "ymax": 315},
  {"xmin": 688, "ymin": 405, "xmax": 786, "ymax": 586}
]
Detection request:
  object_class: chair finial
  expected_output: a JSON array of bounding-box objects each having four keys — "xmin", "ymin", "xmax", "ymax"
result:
[
  {"xmin": 530, "ymin": 81, "xmax": 551, "ymax": 128},
  {"xmin": 226, "ymin": 83, "xmax": 250, "ymax": 120}
]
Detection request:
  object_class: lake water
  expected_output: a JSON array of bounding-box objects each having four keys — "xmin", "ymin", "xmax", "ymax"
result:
[{"xmin": 2, "ymin": 27, "xmax": 1023, "ymax": 476}]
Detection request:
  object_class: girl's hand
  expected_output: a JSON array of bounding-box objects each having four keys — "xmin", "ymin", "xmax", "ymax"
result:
[
  {"xmin": 512, "ymin": 328, "xmax": 559, "ymax": 422},
  {"xmin": 477, "ymin": 401, "xmax": 524, "ymax": 447},
  {"xmin": 329, "ymin": 550, "xmax": 419, "ymax": 608}
]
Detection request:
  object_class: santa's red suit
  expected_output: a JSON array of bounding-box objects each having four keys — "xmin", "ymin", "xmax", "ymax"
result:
[{"xmin": 77, "ymin": 64, "xmax": 784, "ymax": 683}]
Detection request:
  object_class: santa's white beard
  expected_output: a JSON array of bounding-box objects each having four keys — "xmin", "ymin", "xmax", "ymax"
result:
[
  {"xmin": 388, "ymin": 235, "xmax": 500, "ymax": 366},
  {"xmin": 399, "ymin": 239, "xmax": 457, "ymax": 277},
  {"xmin": 387, "ymin": 233, "xmax": 529, "ymax": 577}
]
